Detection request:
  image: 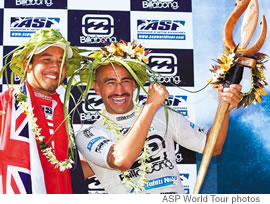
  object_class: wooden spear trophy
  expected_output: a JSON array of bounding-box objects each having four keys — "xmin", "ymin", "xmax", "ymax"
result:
[{"xmin": 193, "ymin": 0, "xmax": 267, "ymax": 194}]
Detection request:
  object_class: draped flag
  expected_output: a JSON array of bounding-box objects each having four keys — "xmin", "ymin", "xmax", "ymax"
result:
[
  {"xmin": 0, "ymin": 88, "xmax": 32, "ymax": 193},
  {"xmin": 0, "ymin": 86, "xmax": 46, "ymax": 194}
]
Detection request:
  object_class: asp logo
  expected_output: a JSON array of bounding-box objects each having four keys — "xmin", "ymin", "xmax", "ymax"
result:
[
  {"xmin": 139, "ymin": 95, "xmax": 188, "ymax": 116},
  {"xmin": 80, "ymin": 14, "xmax": 116, "ymax": 44},
  {"xmin": 137, "ymin": 19, "xmax": 185, "ymax": 40},
  {"xmin": 138, "ymin": 20, "xmax": 184, "ymax": 31},
  {"xmin": 10, "ymin": 17, "xmax": 60, "ymax": 37},
  {"xmin": 166, "ymin": 95, "xmax": 188, "ymax": 116},
  {"xmin": 11, "ymin": 17, "xmax": 60, "ymax": 28}
]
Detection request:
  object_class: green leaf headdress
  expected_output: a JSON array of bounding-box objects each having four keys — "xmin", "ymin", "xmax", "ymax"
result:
[
  {"xmin": 82, "ymin": 40, "xmax": 151, "ymax": 95},
  {"xmin": 0, "ymin": 28, "xmax": 85, "ymax": 85},
  {"xmin": 0, "ymin": 28, "xmax": 89, "ymax": 163}
]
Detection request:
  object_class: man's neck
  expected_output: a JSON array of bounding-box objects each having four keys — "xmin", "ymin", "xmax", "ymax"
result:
[{"xmin": 26, "ymin": 80, "xmax": 55, "ymax": 96}]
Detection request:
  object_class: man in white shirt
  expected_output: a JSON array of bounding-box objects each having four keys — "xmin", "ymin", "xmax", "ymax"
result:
[{"xmin": 76, "ymin": 41, "xmax": 242, "ymax": 194}]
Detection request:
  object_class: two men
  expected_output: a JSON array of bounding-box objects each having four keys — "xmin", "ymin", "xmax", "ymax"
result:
[
  {"xmin": 0, "ymin": 28, "xmax": 87, "ymax": 194},
  {"xmin": 76, "ymin": 41, "xmax": 242, "ymax": 193}
]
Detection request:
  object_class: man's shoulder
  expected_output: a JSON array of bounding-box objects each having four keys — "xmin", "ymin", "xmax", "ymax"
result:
[
  {"xmin": 153, "ymin": 105, "xmax": 185, "ymax": 123},
  {"xmin": 76, "ymin": 119, "xmax": 109, "ymax": 139}
]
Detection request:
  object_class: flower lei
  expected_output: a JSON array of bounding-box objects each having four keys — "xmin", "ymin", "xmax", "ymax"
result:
[
  {"xmin": 14, "ymin": 86, "xmax": 74, "ymax": 171},
  {"xmin": 100, "ymin": 102, "xmax": 152, "ymax": 193},
  {"xmin": 84, "ymin": 40, "xmax": 151, "ymax": 89},
  {"xmin": 93, "ymin": 40, "xmax": 150, "ymax": 63},
  {"xmin": 210, "ymin": 48, "xmax": 268, "ymax": 107}
]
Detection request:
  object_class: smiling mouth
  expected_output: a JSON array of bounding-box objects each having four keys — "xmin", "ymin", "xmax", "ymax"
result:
[
  {"xmin": 112, "ymin": 97, "xmax": 126, "ymax": 104},
  {"xmin": 45, "ymin": 74, "xmax": 58, "ymax": 80}
]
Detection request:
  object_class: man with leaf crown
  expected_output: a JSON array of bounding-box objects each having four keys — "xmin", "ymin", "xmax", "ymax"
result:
[
  {"xmin": 76, "ymin": 40, "xmax": 242, "ymax": 193},
  {"xmin": 0, "ymin": 28, "xmax": 88, "ymax": 194}
]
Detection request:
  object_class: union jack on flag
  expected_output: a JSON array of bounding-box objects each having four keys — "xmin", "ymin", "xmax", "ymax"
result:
[{"xmin": 0, "ymin": 91, "xmax": 32, "ymax": 194}]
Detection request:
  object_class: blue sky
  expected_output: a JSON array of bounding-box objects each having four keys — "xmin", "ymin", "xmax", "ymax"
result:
[{"xmin": 192, "ymin": 0, "xmax": 270, "ymax": 128}]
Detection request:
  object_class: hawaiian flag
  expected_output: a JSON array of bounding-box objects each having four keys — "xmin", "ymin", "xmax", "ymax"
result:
[{"xmin": 0, "ymin": 87, "xmax": 46, "ymax": 194}]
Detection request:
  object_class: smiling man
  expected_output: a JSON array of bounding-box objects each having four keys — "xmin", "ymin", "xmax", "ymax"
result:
[
  {"xmin": 94, "ymin": 63, "xmax": 137, "ymax": 114},
  {"xmin": 0, "ymin": 28, "xmax": 88, "ymax": 194},
  {"xmin": 76, "ymin": 41, "xmax": 242, "ymax": 194}
]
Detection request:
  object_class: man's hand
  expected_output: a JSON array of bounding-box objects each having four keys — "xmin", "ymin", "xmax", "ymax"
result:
[
  {"xmin": 218, "ymin": 84, "xmax": 242, "ymax": 112},
  {"xmin": 145, "ymin": 83, "xmax": 169, "ymax": 109},
  {"xmin": 0, "ymin": 111, "xmax": 5, "ymax": 115}
]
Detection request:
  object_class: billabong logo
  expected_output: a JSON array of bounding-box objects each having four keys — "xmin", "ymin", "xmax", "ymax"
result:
[
  {"xmin": 147, "ymin": 53, "xmax": 181, "ymax": 85},
  {"xmin": 142, "ymin": 0, "xmax": 179, "ymax": 10},
  {"xmin": 15, "ymin": 0, "xmax": 54, "ymax": 7},
  {"xmin": 80, "ymin": 92, "xmax": 103, "ymax": 122},
  {"xmin": 148, "ymin": 53, "xmax": 177, "ymax": 76},
  {"xmin": 81, "ymin": 14, "xmax": 116, "ymax": 44},
  {"xmin": 82, "ymin": 93, "xmax": 103, "ymax": 112}
]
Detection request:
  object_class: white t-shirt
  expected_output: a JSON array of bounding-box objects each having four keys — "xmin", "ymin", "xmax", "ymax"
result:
[{"xmin": 76, "ymin": 106, "xmax": 206, "ymax": 194}]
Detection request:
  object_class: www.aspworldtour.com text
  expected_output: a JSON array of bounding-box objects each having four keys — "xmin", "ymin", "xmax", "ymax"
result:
[{"xmin": 162, "ymin": 194, "xmax": 261, "ymax": 204}]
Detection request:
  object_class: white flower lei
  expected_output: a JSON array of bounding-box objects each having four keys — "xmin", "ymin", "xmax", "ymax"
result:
[
  {"xmin": 100, "ymin": 102, "xmax": 152, "ymax": 193},
  {"xmin": 14, "ymin": 86, "xmax": 74, "ymax": 171}
]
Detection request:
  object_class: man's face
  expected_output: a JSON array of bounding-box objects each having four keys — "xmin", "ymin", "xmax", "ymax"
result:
[
  {"xmin": 25, "ymin": 46, "xmax": 66, "ymax": 95},
  {"xmin": 94, "ymin": 63, "xmax": 136, "ymax": 114}
]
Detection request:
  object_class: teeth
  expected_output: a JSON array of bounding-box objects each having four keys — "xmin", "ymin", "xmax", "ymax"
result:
[
  {"xmin": 112, "ymin": 97, "xmax": 125, "ymax": 104},
  {"xmin": 46, "ymin": 75, "xmax": 57, "ymax": 79}
]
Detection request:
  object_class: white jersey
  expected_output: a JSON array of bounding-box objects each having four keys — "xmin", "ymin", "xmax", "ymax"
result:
[{"xmin": 76, "ymin": 106, "xmax": 206, "ymax": 194}]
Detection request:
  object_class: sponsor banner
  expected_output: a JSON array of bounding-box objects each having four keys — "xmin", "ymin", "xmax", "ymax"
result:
[
  {"xmin": 178, "ymin": 164, "xmax": 197, "ymax": 194},
  {"xmin": 1, "ymin": 46, "xmax": 22, "ymax": 85},
  {"xmin": 130, "ymin": 11, "xmax": 193, "ymax": 49},
  {"xmin": 131, "ymin": 0, "xmax": 191, "ymax": 12},
  {"xmin": 67, "ymin": 0, "xmax": 130, "ymax": 11},
  {"xmin": 0, "ymin": 9, "xmax": 3, "ymax": 45},
  {"xmin": 3, "ymin": 8, "xmax": 68, "ymax": 46},
  {"xmin": 138, "ymin": 88, "xmax": 196, "ymax": 122},
  {"xmin": 68, "ymin": 10, "xmax": 130, "ymax": 47},
  {"xmin": 138, "ymin": 93, "xmax": 189, "ymax": 117},
  {"xmin": 145, "ymin": 49, "xmax": 194, "ymax": 87},
  {"xmin": 0, "ymin": 46, "xmax": 2, "ymax": 86},
  {"xmin": 4, "ymin": 0, "xmax": 66, "ymax": 9}
]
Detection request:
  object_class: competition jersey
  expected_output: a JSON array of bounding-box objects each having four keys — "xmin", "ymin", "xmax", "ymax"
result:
[
  {"xmin": 34, "ymin": 92, "xmax": 55, "ymax": 149},
  {"xmin": 76, "ymin": 105, "xmax": 207, "ymax": 194}
]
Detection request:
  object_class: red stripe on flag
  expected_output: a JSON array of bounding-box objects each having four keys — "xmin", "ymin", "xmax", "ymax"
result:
[
  {"xmin": 15, "ymin": 113, "xmax": 27, "ymax": 131},
  {"xmin": 10, "ymin": 175, "xmax": 20, "ymax": 194}
]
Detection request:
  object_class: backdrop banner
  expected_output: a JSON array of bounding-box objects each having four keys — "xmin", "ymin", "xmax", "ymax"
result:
[{"xmin": 0, "ymin": 0, "xmax": 269, "ymax": 194}]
